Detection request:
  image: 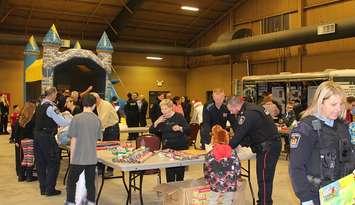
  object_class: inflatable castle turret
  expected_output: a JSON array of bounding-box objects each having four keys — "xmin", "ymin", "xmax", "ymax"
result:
[{"xmin": 24, "ymin": 24, "xmax": 119, "ymax": 101}]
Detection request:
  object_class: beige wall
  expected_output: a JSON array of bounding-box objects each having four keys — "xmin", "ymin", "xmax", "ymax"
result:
[
  {"xmin": 186, "ymin": 64, "xmax": 232, "ymax": 103},
  {"xmin": 112, "ymin": 52, "xmax": 186, "ymax": 101},
  {"xmin": 112, "ymin": 65, "xmax": 186, "ymax": 102},
  {"xmin": 0, "ymin": 59, "xmax": 24, "ymax": 110},
  {"xmin": 112, "ymin": 52, "xmax": 184, "ymax": 69}
]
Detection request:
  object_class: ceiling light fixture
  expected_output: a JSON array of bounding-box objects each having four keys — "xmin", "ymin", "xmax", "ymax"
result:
[
  {"xmin": 181, "ymin": 6, "xmax": 199, "ymax": 12},
  {"xmin": 146, "ymin": 56, "xmax": 163, "ymax": 60}
]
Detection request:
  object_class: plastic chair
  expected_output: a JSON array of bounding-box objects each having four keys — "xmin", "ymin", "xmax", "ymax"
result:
[
  {"xmin": 129, "ymin": 134, "xmax": 161, "ymax": 204},
  {"xmin": 187, "ymin": 123, "xmax": 200, "ymax": 149},
  {"xmin": 135, "ymin": 134, "xmax": 161, "ymax": 180}
]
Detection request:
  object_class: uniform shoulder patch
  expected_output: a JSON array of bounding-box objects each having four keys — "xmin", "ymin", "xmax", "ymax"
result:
[
  {"xmin": 290, "ymin": 133, "xmax": 301, "ymax": 148},
  {"xmin": 238, "ymin": 116, "xmax": 245, "ymax": 125},
  {"xmin": 206, "ymin": 103, "xmax": 213, "ymax": 110}
]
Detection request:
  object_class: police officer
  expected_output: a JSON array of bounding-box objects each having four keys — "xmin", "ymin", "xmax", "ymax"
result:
[
  {"xmin": 289, "ymin": 81, "xmax": 355, "ymax": 205},
  {"xmin": 149, "ymin": 92, "xmax": 165, "ymax": 124},
  {"xmin": 200, "ymin": 88, "xmax": 229, "ymax": 149},
  {"xmin": 34, "ymin": 87, "xmax": 70, "ymax": 196},
  {"xmin": 227, "ymin": 95, "xmax": 281, "ymax": 205},
  {"xmin": 124, "ymin": 92, "xmax": 140, "ymax": 140}
]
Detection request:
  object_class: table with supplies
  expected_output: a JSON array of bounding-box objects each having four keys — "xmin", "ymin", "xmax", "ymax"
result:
[{"xmin": 95, "ymin": 146, "xmax": 256, "ymax": 205}]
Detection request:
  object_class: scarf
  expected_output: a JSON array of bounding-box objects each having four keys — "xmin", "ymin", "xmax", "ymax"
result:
[{"xmin": 212, "ymin": 144, "xmax": 232, "ymax": 162}]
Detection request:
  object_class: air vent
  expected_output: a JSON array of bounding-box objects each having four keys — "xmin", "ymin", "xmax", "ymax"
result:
[{"xmin": 317, "ymin": 23, "xmax": 336, "ymax": 35}]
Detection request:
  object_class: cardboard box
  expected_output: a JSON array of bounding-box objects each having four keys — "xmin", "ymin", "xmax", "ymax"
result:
[
  {"xmin": 154, "ymin": 178, "xmax": 246, "ymax": 205},
  {"xmin": 154, "ymin": 178, "xmax": 209, "ymax": 205}
]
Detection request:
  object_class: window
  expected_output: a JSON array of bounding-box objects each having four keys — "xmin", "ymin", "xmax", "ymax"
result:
[{"xmin": 261, "ymin": 14, "xmax": 289, "ymax": 34}]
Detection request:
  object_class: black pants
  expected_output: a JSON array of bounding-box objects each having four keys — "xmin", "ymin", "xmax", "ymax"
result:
[
  {"xmin": 126, "ymin": 119, "xmax": 139, "ymax": 140},
  {"xmin": 103, "ymin": 123, "xmax": 119, "ymax": 141},
  {"xmin": 34, "ymin": 131, "xmax": 60, "ymax": 193},
  {"xmin": 15, "ymin": 144, "xmax": 22, "ymax": 177},
  {"xmin": 102, "ymin": 123, "xmax": 119, "ymax": 173},
  {"xmin": 139, "ymin": 114, "xmax": 147, "ymax": 127},
  {"xmin": 66, "ymin": 164, "xmax": 96, "ymax": 203},
  {"xmin": 0, "ymin": 114, "xmax": 8, "ymax": 133},
  {"xmin": 165, "ymin": 166, "xmax": 185, "ymax": 183},
  {"xmin": 256, "ymin": 139, "xmax": 281, "ymax": 205}
]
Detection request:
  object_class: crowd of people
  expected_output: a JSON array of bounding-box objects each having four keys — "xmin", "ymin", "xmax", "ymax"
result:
[{"xmin": 1, "ymin": 81, "xmax": 354, "ymax": 205}]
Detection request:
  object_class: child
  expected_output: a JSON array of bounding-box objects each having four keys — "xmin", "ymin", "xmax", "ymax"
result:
[
  {"xmin": 204, "ymin": 125, "xmax": 241, "ymax": 205},
  {"xmin": 65, "ymin": 94, "xmax": 102, "ymax": 205},
  {"xmin": 9, "ymin": 105, "xmax": 20, "ymax": 143}
]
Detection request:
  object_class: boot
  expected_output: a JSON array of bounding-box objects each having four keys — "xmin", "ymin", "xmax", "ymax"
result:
[
  {"xmin": 26, "ymin": 167, "xmax": 37, "ymax": 182},
  {"xmin": 46, "ymin": 189, "xmax": 61, "ymax": 196}
]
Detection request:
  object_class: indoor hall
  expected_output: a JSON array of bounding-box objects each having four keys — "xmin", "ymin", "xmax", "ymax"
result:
[{"xmin": 0, "ymin": 0, "xmax": 354, "ymax": 205}]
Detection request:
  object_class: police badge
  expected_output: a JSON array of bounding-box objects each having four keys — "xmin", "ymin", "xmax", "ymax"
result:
[
  {"xmin": 290, "ymin": 133, "xmax": 301, "ymax": 148},
  {"xmin": 238, "ymin": 116, "xmax": 245, "ymax": 125}
]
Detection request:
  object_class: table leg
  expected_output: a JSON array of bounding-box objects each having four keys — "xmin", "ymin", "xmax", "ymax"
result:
[
  {"xmin": 126, "ymin": 172, "xmax": 132, "ymax": 205},
  {"xmin": 63, "ymin": 150, "xmax": 70, "ymax": 185},
  {"xmin": 241, "ymin": 160, "xmax": 255, "ymax": 205},
  {"xmin": 121, "ymin": 171, "xmax": 128, "ymax": 193},
  {"xmin": 96, "ymin": 165, "xmax": 105, "ymax": 205},
  {"xmin": 139, "ymin": 172, "xmax": 144, "ymax": 205},
  {"xmin": 247, "ymin": 160, "xmax": 255, "ymax": 205}
]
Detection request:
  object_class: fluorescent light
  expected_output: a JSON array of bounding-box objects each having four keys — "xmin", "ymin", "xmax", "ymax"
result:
[
  {"xmin": 146, "ymin": 56, "xmax": 163, "ymax": 60},
  {"xmin": 181, "ymin": 6, "xmax": 199, "ymax": 11}
]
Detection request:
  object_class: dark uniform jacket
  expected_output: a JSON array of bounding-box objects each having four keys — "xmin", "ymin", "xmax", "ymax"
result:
[
  {"xmin": 34, "ymin": 102, "xmax": 58, "ymax": 134},
  {"xmin": 124, "ymin": 99, "xmax": 139, "ymax": 125},
  {"xmin": 229, "ymin": 102, "xmax": 279, "ymax": 150},
  {"xmin": 139, "ymin": 99, "xmax": 148, "ymax": 126},
  {"xmin": 200, "ymin": 102, "xmax": 229, "ymax": 145},
  {"xmin": 149, "ymin": 100, "xmax": 162, "ymax": 124},
  {"xmin": 149, "ymin": 113, "xmax": 191, "ymax": 150},
  {"xmin": 289, "ymin": 115, "xmax": 355, "ymax": 203}
]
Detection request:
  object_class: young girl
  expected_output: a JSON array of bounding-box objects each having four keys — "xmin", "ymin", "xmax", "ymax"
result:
[{"xmin": 204, "ymin": 125, "xmax": 241, "ymax": 205}]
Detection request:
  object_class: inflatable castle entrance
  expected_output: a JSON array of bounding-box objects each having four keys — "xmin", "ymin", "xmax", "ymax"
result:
[{"xmin": 24, "ymin": 24, "xmax": 118, "ymax": 101}]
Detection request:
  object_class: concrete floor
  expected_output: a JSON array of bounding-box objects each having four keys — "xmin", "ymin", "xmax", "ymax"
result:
[{"xmin": 0, "ymin": 133, "xmax": 300, "ymax": 205}]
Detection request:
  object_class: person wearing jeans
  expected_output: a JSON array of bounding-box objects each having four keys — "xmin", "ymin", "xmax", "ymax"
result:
[{"xmin": 65, "ymin": 94, "xmax": 102, "ymax": 205}]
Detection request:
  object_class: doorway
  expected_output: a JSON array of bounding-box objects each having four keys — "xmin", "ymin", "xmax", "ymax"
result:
[{"xmin": 53, "ymin": 57, "xmax": 106, "ymax": 95}]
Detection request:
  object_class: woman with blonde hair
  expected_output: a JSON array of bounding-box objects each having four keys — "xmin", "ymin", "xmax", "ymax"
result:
[
  {"xmin": 289, "ymin": 81, "xmax": 354, "ymax": 205},
  {"xmin": 0, "ymin": 94, "xmax": 10, "ymax": 134},
  {"xmin": 14, "ymin": 101, "xmax": 37, "ymax": 182},
  {"xmin": 149, "ymin": 99, "xmax": 191, "ymax": 182}
]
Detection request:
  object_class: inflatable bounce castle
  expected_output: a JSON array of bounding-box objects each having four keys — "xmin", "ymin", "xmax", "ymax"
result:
[{"xmin": 24, "ymin": 24, "xmax": 118, "ymax": 101}]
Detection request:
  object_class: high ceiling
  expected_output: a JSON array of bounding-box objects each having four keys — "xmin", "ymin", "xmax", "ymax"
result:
[{"xmin": 0, "ymin": 0, "xmax": 242, "ymax": 46}]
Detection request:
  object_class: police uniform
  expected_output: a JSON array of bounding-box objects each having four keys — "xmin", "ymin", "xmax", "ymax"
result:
[
  {"xmin": 289, "ymin": 115, "xmax": 355, "ymax": 205},
  {"xmin": 229, "ymin": 102, "xmax": 281, "ymax": 205},
  {"xmin": 200, "ymin": 102, "xmax": 229, "ymax": 148},
  {"xmin": 124, "ymin": 99, "xmax": 140, "ymax": 140},
  {"xmin": 149, "ymin": 99, "xmax": 162, "ymax": 124},
  {"xmin": 34, "ymin": 99, "xmax": 69, "ymax": 195}
]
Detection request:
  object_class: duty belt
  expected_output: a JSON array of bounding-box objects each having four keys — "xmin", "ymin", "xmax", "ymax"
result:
[{"xmin": 253, "ymin": 136, "xmax": 280, "ymax": 153}]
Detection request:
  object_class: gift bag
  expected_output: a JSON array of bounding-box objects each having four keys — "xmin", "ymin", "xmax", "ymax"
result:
[{"xmin": 75, "ymin": 171, "xmax": 87, "ymax": 205}]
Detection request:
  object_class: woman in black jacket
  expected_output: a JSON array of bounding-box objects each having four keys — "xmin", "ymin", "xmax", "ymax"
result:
[
  {"xmin": 149, "ymin": 99, "xmax": 191, "ymax": 182},
  {"xmin": 0, "ymin": 94, "xmax": 10, "ymax": 134},
  {"xmin": 14, "ymin": 101, "xmax": 37, "ymax": 182}
]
